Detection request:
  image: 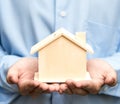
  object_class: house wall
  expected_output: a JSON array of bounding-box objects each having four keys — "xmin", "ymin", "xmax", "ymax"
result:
[{"xmin": 38, "ymin": 36, "xmax": 87, "ymax": 82}]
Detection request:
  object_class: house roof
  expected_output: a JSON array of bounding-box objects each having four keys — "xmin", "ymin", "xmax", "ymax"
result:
[{"xmin": 30, "ymin": 28, "xmax": 94, "ymax": 54}]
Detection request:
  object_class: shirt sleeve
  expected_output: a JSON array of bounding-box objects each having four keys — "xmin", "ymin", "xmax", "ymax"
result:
[
  {"xmin": 0, "ymin": 5, "xmax": 21, "ymax": 92},
  {"xmin": 0, "ymin": 45, "xmax": 21, "ymax": 93}
]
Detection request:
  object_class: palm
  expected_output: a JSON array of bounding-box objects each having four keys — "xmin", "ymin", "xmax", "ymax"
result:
[
  {"xmin": 7, "ymin": 57, "xmax": 60, "ymax": 96},
  {"xmin": 87, "ymin": 59, "xmax": 117, "ymax": 86},
  {"xmin": 8, "ymin": 57, "xmax": 40, "ymax": 95},
  {"xmin": 59, "ymin": 59, "xmax": 117, "ymax": 95},
  {"xmin": 17, "ymin": 58, "xmax": 38, "ymax": 81}
]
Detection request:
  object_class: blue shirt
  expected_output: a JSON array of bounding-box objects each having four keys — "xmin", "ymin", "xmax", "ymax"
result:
[{"xmin": 0, "ymin": 0, "xmax": 120, "ymax": 104}]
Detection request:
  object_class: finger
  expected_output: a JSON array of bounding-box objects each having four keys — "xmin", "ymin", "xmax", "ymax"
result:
[
  {"xmin": 18, "ymin": 80, "xmax": 39, "ymax": 95},
  {"xmin": 29, "ymin": 83, "xmax": 46, "ymax": 97},
  {"xmin": 73, "ymin": 80, "xmax": 101, "ymax": 94},
  {"xmin": 59, "ymin": 83, "xmax": 67, "ymax": 94},
  {"xmin": 59, "ymin": 83, "xmax": 72, "ymax": 94},
  {"xmin": 67, "ymin": 80, "xmax": 90, "ymax": 95},
  {"xmin": 66, "ymin": 79, "xmax": 77, "ymax": 94},
  {"xmin": 30, "ymin": 82, "xmax": 59, "ymax": 96},
  {"xmin": 7, "ymin": 67, "xmax": 19, "ymax": 84},
  {"xmin": 32, "ymin": 82, "xmax": 50, "ymax": 95},
  {"xmin": 48, "ymin": 83, "xmax": 59, "ymax": 92},
  {"xmin": 105, "ymin": 71, "xmax": 117, "ymax": 86},
  {"xmin": 39, "ymin": 82, "xmax": 49, "ymax": 91},
  {"xmin": 72, "ymin": 88, "xmax": 89, "ymax": 95},
  {"xmin": 31, "ymin": 82, "xmax": 49, "ymax": 94},
  {"xmin": 66, "ymin": 79, "xmax": 75, "ymax": 89}
]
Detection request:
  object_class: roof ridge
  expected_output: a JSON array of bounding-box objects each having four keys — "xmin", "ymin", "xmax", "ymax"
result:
[{"xmin": 30, "ymin": 28, "xmax": 94, "ymax": 54}]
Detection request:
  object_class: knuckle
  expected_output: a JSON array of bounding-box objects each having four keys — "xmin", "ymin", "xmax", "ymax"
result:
[
  {"xmin": 109, "ymin": 77, "xmax": 117, "ymax": 86},
  {"xmin": 90, "ymin": 85, "xmax": 100, "ymax": 94},
  {"xmin": 7, "ymin": 75, "xmax": 13, "ymax": 84}
]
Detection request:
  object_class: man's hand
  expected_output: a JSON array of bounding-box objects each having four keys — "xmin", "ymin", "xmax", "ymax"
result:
[
  {"xmin": 7, "ymin": 57, "xmax": 59, "ymax": 96},
  {"xmin": 59, "ymin": 59, "xmax": 117, "ymax": 95}
]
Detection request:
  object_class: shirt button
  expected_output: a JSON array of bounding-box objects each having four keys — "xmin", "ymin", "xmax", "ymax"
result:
[{"xmin": 60, "ymin": 11, "xmax": 67, "ymax": 17}]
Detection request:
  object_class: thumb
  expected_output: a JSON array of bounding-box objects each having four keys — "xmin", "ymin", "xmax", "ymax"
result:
[
  {"xmin": 104, "ymin": 71, "xmax": 117, "ymax": 86},
  {"xmin": 7, "ymin": 67, "xmax": 19, "ymax": 84}
]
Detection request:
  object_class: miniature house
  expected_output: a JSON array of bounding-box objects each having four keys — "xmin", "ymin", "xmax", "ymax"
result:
[{"xmin": 30, "ymin": 28, "xmax": 93, "ymax": 82}]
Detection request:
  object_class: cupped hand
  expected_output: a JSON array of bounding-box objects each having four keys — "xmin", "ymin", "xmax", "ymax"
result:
[
  {"xmin": 7, "ymin": 57, "xmax": 59, "ymax": 96},
  {"xmin": 59, "ymin": 59, "xmax": 117, "ymax": 95}
]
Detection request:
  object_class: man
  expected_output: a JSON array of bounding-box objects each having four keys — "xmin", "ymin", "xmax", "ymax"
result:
[{"xmin": 0, "ymin": 0, "xmax": 120, "ymax": 104}]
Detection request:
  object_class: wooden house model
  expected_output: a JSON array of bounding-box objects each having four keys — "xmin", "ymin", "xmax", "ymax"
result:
[{"xmin": 30, "ymin": 28, "xmax": 93, "ymax": 82}]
